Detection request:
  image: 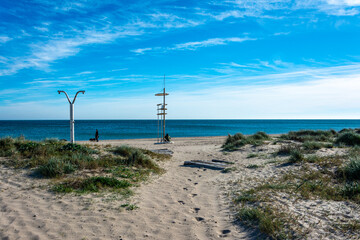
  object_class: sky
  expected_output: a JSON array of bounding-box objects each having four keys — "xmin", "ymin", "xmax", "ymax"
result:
[{"xmin": 1, "ymin": 0, "xmax": 360, "ymax": 120}]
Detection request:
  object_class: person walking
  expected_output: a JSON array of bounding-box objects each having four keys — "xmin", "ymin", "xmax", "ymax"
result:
[{"xmin": 95, "ymin": 129, "xmax": 99, "ymax": 142}]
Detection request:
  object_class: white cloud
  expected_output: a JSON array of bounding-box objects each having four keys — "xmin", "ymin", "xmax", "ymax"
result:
[
  {"xmin": 131, "ymin": 37, "xmax": 256, "ymax": 54},
  {"xmin": 0, "ymin": 36, "xmax": 12, "ymax": 44},
  {"xmin": 76, "ymin": 71, "xmax": 94, "ymax": 75},
  {"xmin": 327, "ymin": 0, "xmax": 360, "ymax": 6},
  {"xmin": 131, "ymin": 47, "xmax": 153, "ymax": 55},
  {"xmin": 207, "ymin": 0, "xmax": 360, "ymax": 19},
  {"xmin": 34, "ymin": 26, "xmax": 49, "ymax": 32},
  {"xmin": 172, "ymin": 37, "xmax": 255, "ymax": 50},
  {"xmin": 0, "ymin": 29, "xmax": 141, "ymax": 76},
  {"xmin": 273, "ymin": 32, "xmax": 291, "ymax": 36},
  {"xmin": 3, "ymin": 71, "xmax": 360, "ymax": 119},
  {"xmin": 166, "ymin": 72, "xmax": 360, "ymax": 119},
  {"xmin": 323, "ymin": 7, "xmax": 359, "ymax": 15}
]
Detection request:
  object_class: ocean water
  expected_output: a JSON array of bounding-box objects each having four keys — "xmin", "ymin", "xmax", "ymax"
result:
[{"xmin": 0, "ymin": 120, "xmax": 359, "ymax": 141}]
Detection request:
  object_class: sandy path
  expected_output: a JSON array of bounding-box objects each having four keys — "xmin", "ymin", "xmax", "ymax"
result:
[{"xmin": 0, "ymin": 137, "xmax": 254, "ymax": 240}]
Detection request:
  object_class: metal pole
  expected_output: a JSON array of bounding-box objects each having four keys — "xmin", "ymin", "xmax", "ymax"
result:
[
  {"xmin": 163, "ymin": 87, "xmax": 165, "ymax": 141},
  {"xmin": 58, "ymin": 90, "xmax": 85, "ymax": 144},
  {"xmin": 157, "ymin": 105, "xmax": 159, "ymax": 143},
  {"xmin": 70, "ymin": 104, "xmax": 74, "ymax": 143}
]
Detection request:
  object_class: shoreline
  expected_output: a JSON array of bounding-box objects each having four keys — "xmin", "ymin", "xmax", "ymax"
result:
[{"xmin": 79, "ymin": 134, "xmax": 282, "ymax": 144}]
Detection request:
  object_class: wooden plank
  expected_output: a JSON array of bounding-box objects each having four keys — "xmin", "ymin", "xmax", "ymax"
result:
[
  {"xmin": 151, "ymin": 149, "xmax": 174, "ymax": 155},
  {"xmin": 155, "ymin": 93, "xmax": 169, "ymax": 96},
  {"xmin": 192, "ymin": 160, "xmax": 227, "ymax": 167},
  {"xmin": 157, "ymin": 113, "xmax": 167, "ymax": 115},
  {"xmin": 211, "ymin": 159, "xmax": 234, "ymax": 164},
  {"xmin": 183, "ymin": 160, "xmax": 226, "ymax": 170}
]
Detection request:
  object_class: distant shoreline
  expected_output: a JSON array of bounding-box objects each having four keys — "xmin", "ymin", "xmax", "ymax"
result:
[{"xmin": 1, "ymin": 119, "xmax": 359, "ymax": 141}]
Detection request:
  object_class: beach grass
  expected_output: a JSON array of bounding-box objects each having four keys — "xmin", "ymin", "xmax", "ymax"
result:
[
  {"xmin": 222, "ymin": 131, "xmax": 271, "ymax": 151},
  {"xmin": 0, "ymin": 137, "xmax": 170, "ymax": 194},
  {"xmin": 279, "ymin": 129, "xmax": 336, "ymax": 143},
  {"xmin": 336, "ymin": 132, "xmax": 360, "ymax": 146},
  {"xmin": 230, "ymin": 132, "xmax": 360, "ymax": 238},
  {"xmin": 52, "ymin": 176, "xmax": 132, "ymax": 193}
]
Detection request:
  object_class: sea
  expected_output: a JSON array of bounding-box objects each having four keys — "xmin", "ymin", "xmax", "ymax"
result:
[{"xmin": 0, "ymin": 120, "xmax": 360, "ymax": 141}]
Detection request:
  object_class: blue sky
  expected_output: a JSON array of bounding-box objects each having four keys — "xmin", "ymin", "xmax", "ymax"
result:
[{"xmin": 1, "ymin": 0, "xmax": 360, "ymax": 119}]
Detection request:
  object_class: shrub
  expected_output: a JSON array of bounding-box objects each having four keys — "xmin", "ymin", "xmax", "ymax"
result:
[
  {"xmin": 237, "ymin": 206, "xmax": 289, "ymax": 239},
  {"xmin": 342, "ymin": 182, "xmax": 360, "ymax": 199},
  {"xmin": 37, "ymin": 157, "xmax": 76, "ymax": 177},
  {"xmin": 16, "ymin": 141, "xmax": 41, "ymax": 154},
  {"xmin": 289, "ymin": 149, "xmax": 305, "ymax": 163},
  {"xmin": 343, "ymin": 158, "xmax": 360, "ymax": 180},
  {"xmin": 303, "ymin": 141, "xmax": 332, "ymax": 151},
  {"xmin": 53, "ymin": 176, "xmax": 132, "ymax": 193},
  {"xmin": 81, "ymin": 176, "xmax": 131, "ymax": 192},
  {"xmin": 237, "ymin": 207, "xmax": 261, "ymax": 224},
  {"xmin": 339, "ymin": 128, "xmax": 354, "ymax": 134},
  {"xmin": 113, "ymin": 145, "xmax": 160, "ymax": 171},
  {"xmin": 336, "ymin": 132, "xmax": 360, "ymax": 146},
  {"xmin": 0, "ymin": 137, "xmax": 16, "ymax": 157},
  {"xmin": 61, "ymin": 143, "xmax": 96, "ymax": 154},
  {"xmin": 222, "ymin": 132, "xmax": 271, "ymax": 151},
  {"xmin": 113, "ymin": 145, "xmax": 136, "ymax": 157},
  {"xmin": 276, "ymin": 144, "xmax": 301, "ymax": 156},
  {"xmin": 251, "ymin": 131, "xmax": 271, "ymax": 141},
  {"xmin": 280, "ymin": 130, "xmax": 335, "ymax": 142}
]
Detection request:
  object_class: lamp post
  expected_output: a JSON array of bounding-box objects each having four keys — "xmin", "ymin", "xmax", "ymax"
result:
[{"xmin": 58, "ymin": 90, "xmax": 85, "ymax": 143}]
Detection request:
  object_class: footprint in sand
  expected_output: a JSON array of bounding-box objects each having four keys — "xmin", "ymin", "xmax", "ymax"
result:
[
  {"xmin": 219, "ymin": 229, "xmax": 231, "ymax": 238},
  {"xmin": 194, "ymin": 182, "xmax": 198, "ymax": 185},
  {"xmin": 191, "ymin": 194, "xmax": 198, "ymax": 197},
  {"xmin": 178, "ymin": 201, "xmax": 185, "ymax": 205},
  {"xmin": 183, "ymin": 187, "xmax": 188, "ymax": 191},
  {"xmin": 195, "ymin": 217, "xmax": 205, "ymax": 222},
  {"xmin": 193, "ymin": 207, "xmax": 200, "ymax": 213}
]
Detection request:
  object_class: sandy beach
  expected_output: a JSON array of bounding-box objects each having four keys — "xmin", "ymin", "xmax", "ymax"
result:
[
  {"xmin": 0, "ymin": 135, "xmax": 359, "ymax": 239},
  {"xmin": 0, "ymin": 136, "xmax": 248, "ymax": 240}
]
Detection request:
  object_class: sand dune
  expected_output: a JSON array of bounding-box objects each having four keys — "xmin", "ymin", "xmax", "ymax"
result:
[
  {"xmin": 0, "ymin": 137, "xmax": 255, "ymax": 240},
  {"xmin": 1, "ymin": 136, "xmax": 357, "ymax": 239}
]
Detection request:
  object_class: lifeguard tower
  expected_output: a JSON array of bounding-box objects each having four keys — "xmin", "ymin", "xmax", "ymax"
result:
[{"xmin": 155, "ymin": 76, "xmax": 169, "ymax": 143}]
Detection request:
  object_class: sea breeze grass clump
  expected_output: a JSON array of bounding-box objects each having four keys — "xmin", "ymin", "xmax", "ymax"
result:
[
  {"xmin": 0, "ymin": 137, "xmax": 170, "ymax": 194},
  {"xmin": 226, "ymin": 129, "xmax": 360, "ymax": 239},
  {"xmin": 222, "ymin": 132, "xmax": 271, "ymax": 151},
  {"xmin": 279, "ymin": 129, "xmax": 337, "ymax": 143}
]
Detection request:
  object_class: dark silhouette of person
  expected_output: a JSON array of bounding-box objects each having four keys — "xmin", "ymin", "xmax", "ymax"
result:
[
  {"xmin": 95, "ymin": 129, "xmax": 99, "ymax": 142},
  {"xmin": 164, "ymin": 133, "xmax": 171, "ymax": 142}
]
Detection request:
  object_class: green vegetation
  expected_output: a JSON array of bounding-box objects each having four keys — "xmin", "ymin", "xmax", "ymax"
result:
[
  {"xmin": 246, "ymin": 164, "xmax": 260, "ymax": 169},
  {"xmin": 0, "ymin": 137, "xmax": 170, "ymax": 194},
  {"xmin": 336, "ymin": 132, "xmax": 360, "ymax": 146},
  {"xmin": 247, "ymin": 153, "xmax": 258, "ymax": 158},
  {"xmin": 120, "ymin": 203, "xmax": 139, "ymax": 211},
  {"xmin": 268, "ymin": 153, "xmax": 360, "ymax": 203},
  {"xmin": 222, "ymin": 132, "xmax": 271, "ymax": 151},
  {"xmin": 236, "ymin": 206, "xmax": 295, "ymax": 239},
  {"xmin": 112, "ymin": 145, "xmax": 161, "ymax": 172},
  {"xmin": 303, "ymin": 141, "xmax": 333, "ymax": 151},
  {"xmin": 37, "ymin": 157, "xmax": 76, "ymax": 177},
  {"xmin": 52, "ymin": 176, "xmax": 132, "ymax": 193},
  {"xmin": 275, "ymin": 144, "xmax": 301, "ymax": 156},
  {"xmin": 288, "ymin": 149, "xmax": 305, "ymax": 163},
  {"xmin": 279, "ymin": 130, "xmax": 336, "ymax": 143},
  {"xmin": 0, "ymin": 137, "xmax": 97, "ymax": 169},
  {"xmin": 343, "ymin": 157, "xmax": 360, "ymax": 180},
  {"xmin": 222, "ymin": 167, "xmax": 237, "ymax": 173}
]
